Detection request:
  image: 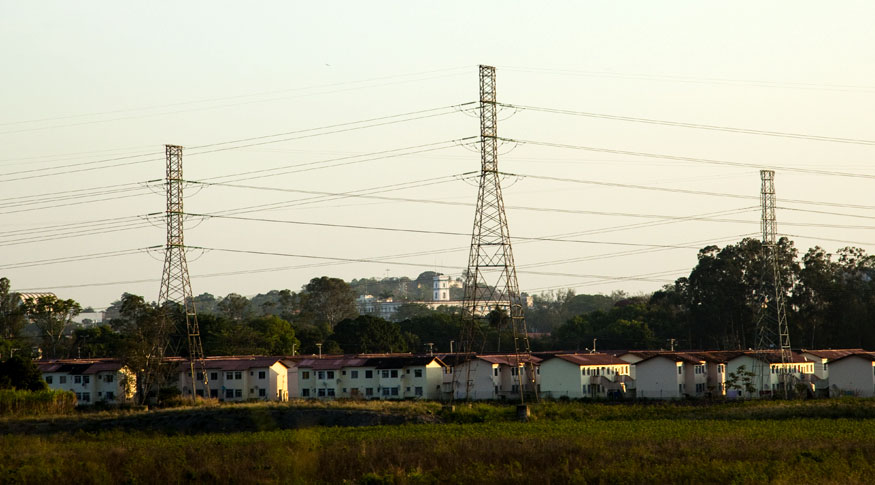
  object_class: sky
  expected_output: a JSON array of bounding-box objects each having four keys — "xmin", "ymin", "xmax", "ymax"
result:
[{"xmin": 2, "ymin": 2, "xmax": 874, "ymax": 310}]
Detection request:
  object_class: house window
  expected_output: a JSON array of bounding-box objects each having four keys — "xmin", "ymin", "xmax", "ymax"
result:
[
  {"xmin": 211, "ymin": 389, "xmax": 218, "ymax": 398},
  {"xmin": 511, "ymin": 385, "xmax": 519, "ymax": 393},
  {"xmin": 493, "ymin": 368, "xmax": 499, "ymax": 377},
  {"xmin": 211, "ymin": 372, "xmax": 218, "ymax": 381},
  {"xmin": 679, "ymin": 384, "xmax": 684, "ymax": 393},
  {"xmin": 406, "ymin": 369, "xmax": 410, "ymax": 374},
  {"xmin": 318, "ymin": 389, "xmax": 326, "ymax": 397},
  {"xmin": 83, "ymin": 376, "xmax": 90, "ymax": 384},
  {"xmin": 74, "ymin": 376, "xmax": 82, "ymax": 384},
  {"xmin": 327, "ymin": 371, "xmax": 335, "ymax": 379},
  {"xmin": 415, "ymin": 387, "xmax": 423, "ymax": 396},
  {"xmin": 302, "ymin": 371, "xmax": 310, "ymax": 380},
  {"xmin": 302, "ymin": 389, "xmax": 310, "ymax": 397},
  {"xmin": 225, "ymin": 389, "xmax": 234, "ymax": 399},
  {"xmin": 45, "ymin": 376, "xmax": 53, "ymax": 384},
  {"xmin": 234, "ymin": 371, "xmax": 242, "ymax": 380},
  {"xmin": 382, "ymin": 388, "xmax": 390, "ymax": 397},
  {"xmin": 60, "ymin": 376, "xmax": 66, "ymax": 384},
  {"xmin": 197, "ymin": 372, "xmax": 204, "ymax": 381},
  {"xmin": 105, "ymin": 392, "xmax": 114, "ymax": 401},
  {"xmin": 414, "ymin": 369, "xmax": 423, "ymax": 378},
  {"xmin": 390, "ymin": 370, "xmax": 398, "ymax": 378},
  {"xmin": 678, "ymin": 366, "xmax": 682, "ymax": 375},
  {"xmin": 235, "ymin": 389, "xmax": 242, "ymax": 398},
  {"xmin": 390, "ymin": 387, "xmax": 399, "ymax": 396},
  {"xmin": 351, "ymin": 370, "xmax": 359, "ymax": 379},
  {"xmin": 105, "ymin": 374, "xmax": 114, "ymax": 383},
  {"xmin": 249, "ymin": 388, "xmax": 254, "ymax": 394},
  {"xmin": 75, "ymin": 392, "xmax": 82, "ymax": 401},
  {"xmin": 381, "ymin": 370, "xmax": 389, "ymax": 378},
  {"xmin": 258, "ymin": 371, "xmax": 266, "ymax": 379},
  {"xmin": 511, "ymin": 368, "xmax": 518, "ymax": 376},
  {"xmin": 365, "ymin": 370, "xmax": 373, "ymax": 379},
  {"xmin": 366, "ymin": 388, "xmax": 373, "ymax": 396},
  {"xmin": 226, "ymin": 372, "xmax": 234, "ymax": 380},
  {"xmin": 327, "ymin": 389, "xmax": 335, "ymax": 397},
  {"xmin": 317, "ymin": 371, "xmax": 325, "ymax": 380}
]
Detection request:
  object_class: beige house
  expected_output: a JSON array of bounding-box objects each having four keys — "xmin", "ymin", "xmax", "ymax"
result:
[
  {"xmin": 539, "ymin": 353, "xmax": 631, "ymax": 399},
  {"xmin": 38, "ymin": 359, "xmax": 136, "ymax": 405},
  {"xmin": 445, "ymin": 354, "xmax": 541, "ymax": 401},
  {"xmin": 824, "ymin": 352, "xmax": 875, "ymax": 397},
  {"xmin": 177, "ymin": 356, "xmax": 290, "ymax": 402},
  {"xmin": 294, "ymin": 354, "xmax": 446, "ymax": 400}
]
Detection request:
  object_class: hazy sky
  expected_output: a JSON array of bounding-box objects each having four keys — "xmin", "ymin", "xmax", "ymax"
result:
[{"xmin": 2, "ymin": 2, "xmax": 874, "ymax": 310}]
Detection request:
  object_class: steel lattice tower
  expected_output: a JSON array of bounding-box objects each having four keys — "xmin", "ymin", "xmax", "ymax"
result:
[
  {"xmin": 459, "ymin": 65, "xmax": 536, "ymax": 402},
  {"xmin": 754, "ymin": 169, "xmax": 792, "ymax": 397},
  {"xmin": 159, "ymin": 145, "xmax": 209, "ymax": 399}
]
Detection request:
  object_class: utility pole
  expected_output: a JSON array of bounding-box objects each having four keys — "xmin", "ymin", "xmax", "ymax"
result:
[
  {"xmin": 458, "ymin": 65, "xmax": 536, "ymax": 404},
  {"xmin": 158, "ymin": 144, "xmax": 209, "ymax": 400},
  {"xmin": 754, "ymin": 169, "xmax": 792, "ymax": 398}
]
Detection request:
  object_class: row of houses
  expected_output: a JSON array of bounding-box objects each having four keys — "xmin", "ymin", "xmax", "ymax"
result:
[{"xmin": 35, "ymin": 348, "xmax": 875, "ymax": 405}]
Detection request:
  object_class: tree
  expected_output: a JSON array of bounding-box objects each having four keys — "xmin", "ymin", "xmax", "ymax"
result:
[
  {"xmin": 333, "ymin": 315, "xmax": 407, "ymax": 354},
  {"xmin": 725, "ymin": 365, "xmax": 757, "ymax": 399},
  {"xmin": 71, "ymin": 325, "xmax": 123, "ymax": 359},
  {"xmin": 249, "ymin": 315, "xmax": 300, "ymax": 355},
  {"xmin": 217, "ymin": 293, "xmax": 252, "ymax": 323},
  {"xmin": 0, "ymin": 355, "xmax": 47, "ymax": 391},
  {"xmin": 0, "ymin": 277, "xmax": 26, "ymax": 343},
  {"xmin": 300, "ymin": 277, "xmax": 358, "ymax": 327},
  {"xmin": 22, "ymin": 295, "xmax": 81, "ymax": 359},
  {"xmin": 110, "ymin": 294, "xmax": 167, "ymax": 404}
]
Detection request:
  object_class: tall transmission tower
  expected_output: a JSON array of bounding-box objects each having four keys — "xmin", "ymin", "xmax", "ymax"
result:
[
  {"xmin": 459, "ymin": 65, "xmax": 536, "ymax": 402},
  {"xmin": 754, "ymin": 169, "xmax": 792, "ymax": 397},
  {"xmin": 158, "ymin": 144, "xmax": 209, "ymax": 399}
]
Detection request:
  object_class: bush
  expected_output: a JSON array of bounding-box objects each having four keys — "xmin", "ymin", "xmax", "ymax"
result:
[{"xmin": 0, "ymin": 388, "xmax": 76, "ymax": 416}]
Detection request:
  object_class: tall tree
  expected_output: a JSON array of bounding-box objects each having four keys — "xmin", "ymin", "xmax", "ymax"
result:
[
  {"xmin": 300, "ymin": 276, "xmax": 358, "ymax": 327},
  {"xmin": 110, "ymin": 294, "xmax": 166, "ymax": 404},
  {"xmin": 22, "ymin": 295, "xmax": 81, "ymax": 359},
  {"xmin": 0, "ymin": 278, "xmax": 26, "ymax": 343}
]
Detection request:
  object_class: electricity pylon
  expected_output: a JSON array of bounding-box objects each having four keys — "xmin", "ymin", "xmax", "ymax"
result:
[
  {"xmin": 754, "ymin": 169, "xmax": 792, "ymax": 397},
  {"xmin": 458, "ymin": 65, "xmax": 536, "ymax": 403},
  {"xmin": 158, "ymin": 144, "xmax": 209, "ymax": 399}
]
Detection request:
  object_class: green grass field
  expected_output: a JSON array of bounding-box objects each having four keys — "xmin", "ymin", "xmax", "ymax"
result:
[{"xmin": 3, "ymin": 400, "xmax": 875, "ymax": 484}]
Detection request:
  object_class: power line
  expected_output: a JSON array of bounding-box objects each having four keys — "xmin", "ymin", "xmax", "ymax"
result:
[
  {"xmin": 501, "ymin": 103, "xmax": 875, "ymax": 146},
  {"xmin": 506, "ymin": 138, "xmax": 875, "ymax": 180}
]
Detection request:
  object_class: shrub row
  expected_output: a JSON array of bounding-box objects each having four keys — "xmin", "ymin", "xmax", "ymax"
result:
[{"xmin": 0, "ymin": 388, "xmax": 76, "ymax": 416}]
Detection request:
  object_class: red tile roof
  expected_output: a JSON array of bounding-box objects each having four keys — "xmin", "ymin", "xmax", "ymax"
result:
[
  {"xmin": 549, "ymin": 353, "xmax": 628, "ymax": 366},
  {"xmin": 801, "ymin": 349, "xmax": 864, "ymax": 360},
  {"xmin": 37, "ymin": 359, "xmax": 126, "ymax": 374}
]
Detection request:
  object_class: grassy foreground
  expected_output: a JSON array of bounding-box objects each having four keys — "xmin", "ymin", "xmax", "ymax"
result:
[{"xmin": 3, "ymin": 400, "xmax": 875, "ymax": 484}]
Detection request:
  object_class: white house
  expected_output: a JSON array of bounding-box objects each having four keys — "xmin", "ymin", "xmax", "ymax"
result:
[
  {"xmin": 800, "ymin": 349, "xmax": 861, "ymax": 396},
  {"xmin": 824, "ymin": 352, "xmax": 875, "ymax": 397},
  {"xmin": 539, "ymin": 353, "xmax": 631, "ymax": 399},
  {"xmin": 177, "ymin": 356, "xmax": 290, "ymax": 402},
  {"xmin": 725, "ymin": 351, "xmax": 814, "ymax": 398},
  {"xmin": 633, "ymin": 353, "xmax": 704, "ymax": 399},
  {"xmin": 38, "ymin": 359, "xmax": 136, "ymax": 405},
  {"xmin": 445, "ymin": 354, "xmax": 541, "ymax": 401}
]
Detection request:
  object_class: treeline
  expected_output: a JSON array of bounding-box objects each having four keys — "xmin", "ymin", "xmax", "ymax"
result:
[
  {"xmin": 549, "ymin": 238, "xmax": 875, "ymax": 351},
  {"xmin": 3, "ymin": 237, "xmax": 875, "ymax": 367}
]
